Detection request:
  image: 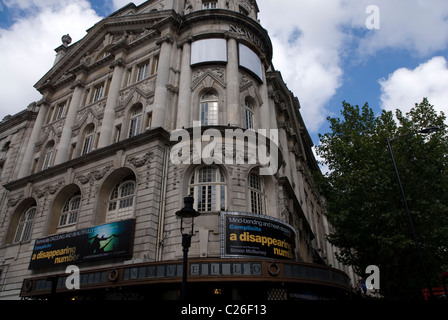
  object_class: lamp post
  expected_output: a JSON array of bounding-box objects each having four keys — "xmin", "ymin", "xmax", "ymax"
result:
[
  {"xmin": 175, "ymin": 196, "xmax": 200, "ymax": 301},
  {"xmin": 386, "ymin": 127, "xmax": 439, "ymax": 299}
]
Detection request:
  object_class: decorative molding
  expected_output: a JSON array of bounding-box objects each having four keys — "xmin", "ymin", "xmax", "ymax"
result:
[
  {"xmin": 34, "ymin": 181, "xmax": 64, "ymax": 198},
  {"xmin": 127, "ymin": 152, "xmax": 153, "ymax": 168},
  {"xmin": 8, "ymin": 193, "xmax": 23, "ymax": 207},
  {"xmin": 76, "ymin": 164, "xmax": 114, "ymax": 185}
]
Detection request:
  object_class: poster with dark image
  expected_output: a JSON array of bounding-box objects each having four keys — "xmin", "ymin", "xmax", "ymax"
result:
[{"xmin": 28, "ymin": 219, "xmax": 135, "ymax": 270}]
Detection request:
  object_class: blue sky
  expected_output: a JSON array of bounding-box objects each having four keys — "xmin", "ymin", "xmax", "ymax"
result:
[{"xmin": 1, "ymin": 0, "xmax": 448, "ymax": 147}]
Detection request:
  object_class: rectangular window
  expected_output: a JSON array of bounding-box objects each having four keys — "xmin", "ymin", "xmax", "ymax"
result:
[
  {"xmin": 245, "ymin": 108, "xmax": 254, "ymax": 129},
  {"xmin": 126, "ymin": 68, "xmax": 133, "ymax": 86},
  {"xmin": 52, "ymin": 101, "xmax": 66, "ymax": 121},
  {"xmin": 81, "ymin": 135, "xmax": 93, "ymax": 156},
  {"xmin": 201, "ymin": 102, "xmax": 218, "ymax": 126},
  {"xmin": 136, "ymin": 61, "xmax": 149, "ymax": 82},
  {"xmin": 92, "ymin": 83, "xmax": 105, "ymax": 102},
  {"xmin": 114, "ymin": 125, "xmax": 122, "ymax": 143},
  {"xmin": 151, "ymin": 55, "xmax": 159, "ymax": 74},
  {"xmin": 239, "ymin": 43, "xmax": 263, "ymax": 82},
  {"xmin": 203, "ymin": 2, "xmax": 217, "ymax": 9},
  {"xmin": 191, "ymin": 39, "xmax": 227, "ymax": 65},
  {"xmin": 42, "ymin": 150, "xmax": 53, "ymax": 170}
]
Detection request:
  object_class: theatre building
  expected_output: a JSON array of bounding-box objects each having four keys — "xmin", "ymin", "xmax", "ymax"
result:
[{"xmin": 0, "ymin": 0, "xmax": 356, "ymax": 300}]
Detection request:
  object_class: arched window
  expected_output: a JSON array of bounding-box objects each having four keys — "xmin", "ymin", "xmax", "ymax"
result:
[
  {"xmin": 81, "ymin": 125, "xmax": 95, "ymax": 156},
  {"xmin": 248, "ymin": 173, "xmax": 265, "ymax": 214},
  {"xmin": 128, "ymin": 105, "xmax": 143, "ymax": 138},
  {"xmin": 189, "ymin": 166, "xmax": 226, "ymax": 212},
  {"xmin": 106, "ymin": 176, "xmax": 136, "ymax": 222},
  {"xmin": 200, "ymin": 91, "xmax": 218, "ymax": 126},
  {"xmin": 42, "ymin": 140, "xmax": 55, "ymax": 170},
  {"xmin": 245, "ymin": 98, "xmax": 254, "ymax": 130},
  {"xmin": 58, "ymin": 193, "xmax": 80, "ymax": 228},
  {"xmin": 14, "ymin": 206, "xmax": 36, "ymax": 243}
]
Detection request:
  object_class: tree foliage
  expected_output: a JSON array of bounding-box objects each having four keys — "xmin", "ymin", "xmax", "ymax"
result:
[{"xmin": 316, "ymin": 98, "xmax": 448, "ymax": 299}]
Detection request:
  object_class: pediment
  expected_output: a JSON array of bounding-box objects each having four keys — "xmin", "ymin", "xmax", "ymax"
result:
[
  {"xmin": 191, "ymin": 68, "xmax": 227, "ymax": 91},
  {"xmin": 34, "ymin": 12, "xmax": 168, "ymax": 92},
  {"xmin": 73, "ymin": 103, "xmax": 104, "ymax": 131},
  {"xmin": 116, "ymin": 81, "xmax": 156, "ymax": 113}
]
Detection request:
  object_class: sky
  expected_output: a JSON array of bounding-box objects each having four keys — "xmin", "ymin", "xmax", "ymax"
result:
[{"xmin": 1, "ymin": 0, "xmax": 448, "ymax": 147}]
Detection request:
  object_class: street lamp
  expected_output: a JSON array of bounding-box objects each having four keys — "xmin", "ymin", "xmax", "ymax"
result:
[
  {"xmin": 175, "ymin": 196, "xmax": 200, "ymax": 300},
  {"xmin": 386, "ymin": 127, "xmax": 440, "ymax": 299}
]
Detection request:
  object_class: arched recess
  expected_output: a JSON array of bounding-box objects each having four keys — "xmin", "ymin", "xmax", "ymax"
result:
[
  {"xmin": 95, "ymin": 167, "xmax": 137, "ymax": 225},
  {"xmin": 4, "ymin": 197, "xmax": 37, "ymax": 244},
  {"xmin": 46, "ymin": 184, "xmax": 82, "ymax": 235}
]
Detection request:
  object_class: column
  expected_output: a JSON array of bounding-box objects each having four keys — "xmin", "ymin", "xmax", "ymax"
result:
[
  {"xmin": 176, "ymin": 40, "xmax": 192, "ymax": 129},
  {"xmin": 97, "ymin": 57, "xmax": 126, "ymax": 148},
  {"xmin": 17, "ymin": 98, "xmax": 50, "ymax": 178},
  {"xmin": 226, "ymin": 36, "xmax": 240, "ymax": 127},
  {"xmin": 152, "ymin": 34, "xmax": 174, "ymax": 129},
  {"xmin": 54, "ymin": 77, "xmax": 85, "ymax": 165}
]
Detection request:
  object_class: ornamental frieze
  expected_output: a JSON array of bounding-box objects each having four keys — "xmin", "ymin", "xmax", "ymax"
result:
[
  {"xmin": 76, "ymin": 164, "xmax": 114, "ymax": 185},
  {"xmin": 34, "ymin": 181, "xmax": 64, "ymax": 198}
]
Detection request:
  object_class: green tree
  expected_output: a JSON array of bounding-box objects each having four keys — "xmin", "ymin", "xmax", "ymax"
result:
[{"xmin": 316, "ymin": 98, "xmax": 448, "ymax": 299}]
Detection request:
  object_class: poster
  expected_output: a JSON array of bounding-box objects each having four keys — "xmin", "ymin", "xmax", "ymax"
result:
[
  {"xmin": 221, "ymin": 212, "xmax": 296, "ymax": 260},
  {"xmin": 29, "ymin": 219, "xmax": 135, "ymax": 270}
]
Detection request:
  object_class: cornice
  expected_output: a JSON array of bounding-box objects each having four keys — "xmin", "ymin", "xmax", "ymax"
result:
[
  {"xmin": 3, "ymin": 127, "xmax": 170, "ymax": 191},
  {"xmin": 182, "ymin": 9, "xmax": 272, "ymax": 63}
]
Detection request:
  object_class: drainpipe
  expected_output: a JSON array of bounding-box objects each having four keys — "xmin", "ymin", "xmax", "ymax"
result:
[{"xmin": 155, "ymin": 145, "xmax": 170, "ymax": 261}]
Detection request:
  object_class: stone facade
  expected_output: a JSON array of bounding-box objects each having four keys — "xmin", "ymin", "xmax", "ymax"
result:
[{"xmin": 0, "ymin": 0, "xmax": 356, "ymax": 300}]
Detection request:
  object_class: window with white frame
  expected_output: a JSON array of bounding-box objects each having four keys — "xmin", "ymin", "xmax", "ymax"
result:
[
  {"xmin": 189, "ymin": 166, "xmax": 226, "ymax": 212},
  {"xmin": 248, "ymin": 173, "xmax": 265, "ymax": 214},
  {"xmin": 245, "ymin": 98, "xmax": 254, "ymax": 130},
  {"xmin": 136, "ymin": 61, "xmax": 149, "ymax": 82},
  {"xmin": 106, "ymin": 177, "xmax": 136, "ymax": 222},
  {"xmin": 81, "ymin": 125, "xmax": 95, "ymax": 156},
  {"xmin": 42, "ymin": 141, "xmax": 55, "ymax": 170},
  {"xmin": 200, "ymin": 91, "xmax": 219, "ymax": 126},
  {"xmin": 203, "ymin": 1, "xmax": 217, "ymax": 9},
  {"xmin": 92, "ymin": 83, "xmax": 105, "ymax": 102},
  {"xmin": 128, "ymin": 105, "xmax": 143, "ymax": 138},
  {"xmin": 14, "ymin": 206, "xmax": 36, "ymax": 243},
  {"xmin": 59, "ymin": 194, "xmax": 81, "ymax": 228},
  {"xmin": 52, "ymin": 101, "xmax": 66, "ymax": 122}
]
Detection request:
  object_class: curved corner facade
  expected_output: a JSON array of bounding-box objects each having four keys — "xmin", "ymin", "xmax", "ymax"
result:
[{"xmin": 0, "ymin": 0, "xmax": 357, "ymax": 300}]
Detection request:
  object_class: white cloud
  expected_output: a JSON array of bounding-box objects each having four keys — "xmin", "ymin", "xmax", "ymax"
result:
[
  {"xmin": 357, "ymin": 0, "xmax": 448, "ymax": 57},
  {"xmin": 379, "ymin": 56, "xmax": 448, "ymax": 115},
  {"xmin": 0, "ymin": 1, "xmax": 102, "ymax": 120},
  {"xmin": 258, "ymin": 0, "xmax": 357, "ymax": 132},
  {"xmin": 1, "ymin": 0, "xmax": 448, "ymax": 130},
  {"xmin": 112, "ymin": 0, "xmax": 146, "ymax": 11},
  {"xmin": 257, "ymin": 0, "xmax": 448, "ymax": 133}
]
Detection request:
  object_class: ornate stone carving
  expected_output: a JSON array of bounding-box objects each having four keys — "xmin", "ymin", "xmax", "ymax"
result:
[
  {"xmin": 76, "ymin": 164, "xmax": 113, "ymax": 185},
  {"xmin": 192, "ymin": 67, "xmax": 225, "ymax": 88},
  {"xmin": 8, "ymin": 193, "xmax": 23, "ymax": 207},
  {"xmin": 127, "ymin": 152, "xmax": 153, "ymax": 167},
  {"xmin": 34, "ymin": 181, "xmax": 63, "ymax": 198}
]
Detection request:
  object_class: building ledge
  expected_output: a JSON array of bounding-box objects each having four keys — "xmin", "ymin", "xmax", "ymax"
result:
[{"xmin": 4, "ymin": 127, "xmax": 170, "ymax": 191}]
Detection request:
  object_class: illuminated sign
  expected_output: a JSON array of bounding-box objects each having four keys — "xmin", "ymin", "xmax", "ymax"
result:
[
  {"xmin": 221, "ymin": 212, "xmax": 296, "ymax": 260},
  {"xmin": 29, "ymin": 219, "xmax": 135, "ymax": 270}
]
